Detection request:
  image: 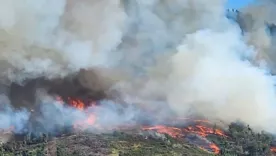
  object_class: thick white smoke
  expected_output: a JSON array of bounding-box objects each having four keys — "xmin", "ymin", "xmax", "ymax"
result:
[
  {"xmin": 166, "ymin": 29, "xmax": 276, "ymax": 132},
  {"xmin": 1, "ymin": 0, "xmax": 276, "ymax": 135},
  {"xmin": 115, "ymin": 0, "xmax": 276, "ymax": 133},
  {"xmin": 0, "ymin": 0, "xmax": 126, "ymax": 83}
]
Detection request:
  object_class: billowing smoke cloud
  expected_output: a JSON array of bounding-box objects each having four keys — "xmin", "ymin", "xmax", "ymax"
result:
[
  {"xmin": 115, "ymin": 0, "xmax": 276, "ymax": 133},
  {"xmin": 1, "ymin": 0, "xmax": 276, "ymax": 136},
  {"xmin": 0, "ymin": 95, "xmax": 30, "ymax": 132},
  {"xmin": 232, "ymin": 0, "xmax": 276, "ymax": 74},
  {"xmin": 165, "ymin": 29, "xmax": 276, "ymax": 132},
  {"xmin": 0, "ymin": 0, "xmax": 126, "ymax": 83}
]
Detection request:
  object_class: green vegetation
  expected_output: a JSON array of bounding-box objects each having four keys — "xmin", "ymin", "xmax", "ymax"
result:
[
  {"xmin": 0, "ymin": 131, "xmax": 210, "ymax": 156},
  {"xmin": 208, "ymin": 123, "xmax": 274, "ymax": 156}
]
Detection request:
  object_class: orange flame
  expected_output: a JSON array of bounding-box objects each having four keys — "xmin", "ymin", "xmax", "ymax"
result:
[
  {"xmin": 198, "ymin": 144, "xmax": 220, "ymax": 154},
  {"xmin": 55, "ymin": 96, "xmax": 98, "ymax": 130},
  {"xmin": 56, "ymin": 96, "xmax": 86, "ymax": 110},
  {"xmin": 67, "ymin": 97, "xmax": 85, "ymax": 110},
  {"xmin": 184, "ymin": 125, "xmax": 227, "ymax": 137},
  {"xmin": 55, "ymin": 96, "xmax": 226, "ymax": 154},
  {"xmin": 74, "ymin": 113, "xmax": 97, "ymax": 130},
  {"xmin": 271, "ymin": 147, "xmax": 276, "ymax": 152},
  {"xmin": 142, "ymin": 123, "xmax": 227, "ymax": 154},
  {"xmin": 209, "ymin": 143, "xmax": 220, "ymax": 154},
  {"xmin": 142, "ymin": 125, "xmax": 183, "ymax": 138}
]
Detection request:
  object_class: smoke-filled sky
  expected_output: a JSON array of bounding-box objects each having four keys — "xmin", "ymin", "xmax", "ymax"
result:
[
  {"xmin": 2, "ymin": 0, "xmax": 276, "ymax": 136},
  {"xmin": 227, "ymin": 0, "xmax": 255, "ymax": 8}
]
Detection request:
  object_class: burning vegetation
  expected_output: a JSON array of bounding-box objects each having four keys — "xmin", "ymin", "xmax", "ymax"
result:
[
  {"xmin": 1, "ymin": 59, "xmax": 276, "ymax": 155},
  {"xmin": 2, "ymin": 0, "xmax": 276, "ymax": 155},
  {"xmin": 49, "ymin": 98, "xmax": 276, "ymax": 155},
  {"xmin": 1, "ymin": 96, "xmax": 276, "ymax": 155}
]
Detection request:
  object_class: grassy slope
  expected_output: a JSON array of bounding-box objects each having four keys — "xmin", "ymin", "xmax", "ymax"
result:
[
  {"xmin": 0, "ymin": 132, "xmax": 211, "ymax": 156},
  {"xmin": 1, "ymin": 123, "xmax": 275, "ymax": 156}
]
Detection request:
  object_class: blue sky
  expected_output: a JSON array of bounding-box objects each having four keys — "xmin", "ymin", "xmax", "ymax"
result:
[{"xmin": 226, "ymin": 0, "xmax": 255, "ymax": 8}]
